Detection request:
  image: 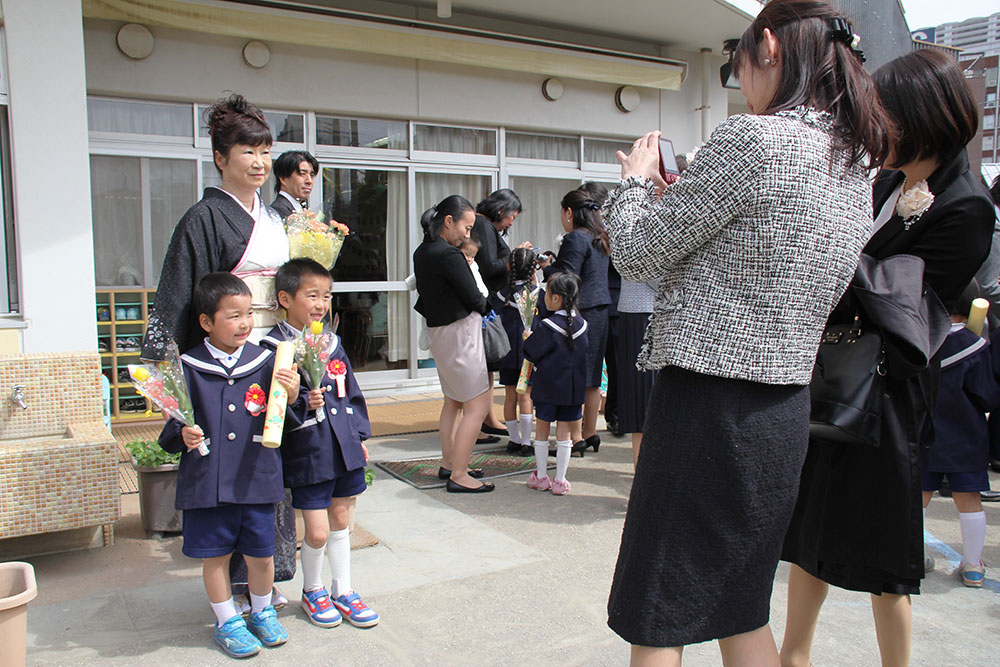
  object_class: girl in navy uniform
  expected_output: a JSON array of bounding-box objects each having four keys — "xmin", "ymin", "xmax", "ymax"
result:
[
  {"xmin": 495, "ymin": 247, "xmax": 540, "ymax": 455},
  {"xmin": 522, "ymin": 272, "xmax": 588, "ymax": 495},
  {"xmin": 260, "ymin": 258, "xmax": 379, "ymax": 629},
  {"xmin": 158, "ymin": 273, "xmax": 303, "ymax": 659},
  {"xmin": 922, "ymin": 285, "xmax": 1000, "ymax": 587}
]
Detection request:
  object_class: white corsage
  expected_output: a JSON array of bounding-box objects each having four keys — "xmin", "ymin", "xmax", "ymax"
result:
[{"xmin": 896, "ymin": 180, "xmax": 934, "ymax": 230}]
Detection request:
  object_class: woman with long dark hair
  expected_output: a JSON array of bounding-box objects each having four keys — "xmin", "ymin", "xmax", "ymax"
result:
[
  {"xmin": 603, "ymin": 1, "xmax": 891, "ymax": 663},
  {"xmin": 780, "ymin": 48, "xmax": 995, "ymax": 667},
  {"xmin": 540, "ymin": 186, "xmax": 611, "ymax": 454},
  {"xmin": 413, "ymin": 195, "xmax": 496, "ymax": 493}
]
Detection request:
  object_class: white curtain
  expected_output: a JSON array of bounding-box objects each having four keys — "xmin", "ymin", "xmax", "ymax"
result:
[
  {"xmin": 315, "ymin": 116, "xmax": 407, "ymax": 150},
  {"xmin": 386, "ymin": 172, "xmax": 410, "ymax": 363},
  {"xmin": 584, "ymin": 138, "xmax": 632, "ymax": 164},
  {"xmin": 91, "ymin": 155, "xmax": 143, "ymax": 287},
  {"xmin": 149, "ymin": 159, "xmax": 196, "ymax": 284},
  {"xmin": 507, "ymin": 176, "xmax": 580, "ymax": 252},
  {"xmin": 414, "ymin": 125, "xmax": 496, "ymax": 155},
  {"xmin": 506, "ymin": 133, "xmax": 579, "ymax": 161},
  {"xmin": 87, "ymin": 99, "xmax": 192, "ymax": 136}
]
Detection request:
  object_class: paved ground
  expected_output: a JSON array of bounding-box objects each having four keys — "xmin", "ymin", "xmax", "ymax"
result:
[{"xmin": 15, "ymin": 424, "xmax": 1000, "ymax": 666}]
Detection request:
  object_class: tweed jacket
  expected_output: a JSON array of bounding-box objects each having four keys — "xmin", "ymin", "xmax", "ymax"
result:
[{"xmin": 604, "ymin": 107, "xmax": 872, "ymax": 385}]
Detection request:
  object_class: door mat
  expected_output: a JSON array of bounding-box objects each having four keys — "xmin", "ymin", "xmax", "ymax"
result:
[
  {"xmin": 374, "ymin": 449, "xmax": 554, "ymax": 490},
  {"xmin": 368, "ymin": 399, "xmax": 444, "ymax": 437}
]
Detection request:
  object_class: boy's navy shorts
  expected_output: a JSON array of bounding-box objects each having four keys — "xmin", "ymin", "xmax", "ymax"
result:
[
  {"xmin": 181, "ymin": 503, "xmax": 275, "ymax": 559},
  {"xmin": 534, "ymin": 402, "xmax": 582, "ymax": 423},
  {"xmin": 921, "ymin": 469, "xmax": 989, "ymax": 493},
  {"xmin": 290, "ymin": 468, "xmax": 367, "ymax": 509}
]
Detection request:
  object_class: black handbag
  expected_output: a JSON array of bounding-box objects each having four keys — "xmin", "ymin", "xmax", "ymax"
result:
[
  {"xmin": 809, "ymin": 314, "xmax": 886, "ymax": 447},
  {"xmin": 482, "ymin": 310, "xmax": 511, "ymax": 364}
]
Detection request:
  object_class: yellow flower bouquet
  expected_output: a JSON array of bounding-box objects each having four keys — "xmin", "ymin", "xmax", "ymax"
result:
[{"xmin": 286, "ymin": 210, "xmax": 350, "ymax": 269}]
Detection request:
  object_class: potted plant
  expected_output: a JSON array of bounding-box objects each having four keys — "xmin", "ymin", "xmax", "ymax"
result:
[{"xmin": 127, "ymin": 440, "xmax": 182, "ymax": 537}]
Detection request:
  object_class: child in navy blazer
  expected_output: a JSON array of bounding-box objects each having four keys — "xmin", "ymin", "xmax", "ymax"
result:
[
  {"xmin": 494, "ymin": 247, "xmax": 539, "ymax": 455},
  {"xmin": 922, "ymin": 286, "xmax": 1000, "ymax": 587},
  {"xmin": 522, "ymin": 272, "xmax": 588, "ymax": 495},
  {"xmin": 159, "ymin": 273, "xmax": 303, "ymax": 658},
  {"xmin": 264, "ymin": 258, "xmax": 379, "ymax": 629}
]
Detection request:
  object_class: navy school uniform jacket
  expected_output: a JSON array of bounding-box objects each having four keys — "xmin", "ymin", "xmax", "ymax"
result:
[
  {"xmin": 493, "ymin": 282, "xmax": 537, "ymax": 376},
  {"xmin": 926, "ymin": 325, "xmax": 1000, "ymax": 473},
  {"xmin": 159, "ymin": 341, "xmax": 307, "ymax": 510},
  {"xmin": 261, "ymin": 324, "xmax": 371, "ymax": 487},
  {"xmin": 522, "ymin": 311, "xmax": 589, "ymax": 407}
]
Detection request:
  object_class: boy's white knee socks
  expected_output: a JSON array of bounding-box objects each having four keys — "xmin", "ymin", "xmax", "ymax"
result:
[
  {"xmin": 327, "ymin": 528, "xmax": 352, "ymax": 597},
  {"xmin": 555, "ymin": 439, "xmax": 572, "ymax": 482},
  {"xmin": 210, "ymin": 598, "xmax": 238, "ymax": 626},
  {"xmin": 519, "ymin": 414, "xmax": 533, "ymax": 447},
  {"xmin": 300, "ymin": 540, "xmax": 326, "ymax": 592},
  {"xmin": 505, "ymin": 419, "xmax": 520, "ymax": 444},
  {"xmin": 959, "ymin": 510, "xmax": 986, "ymax": 566}
]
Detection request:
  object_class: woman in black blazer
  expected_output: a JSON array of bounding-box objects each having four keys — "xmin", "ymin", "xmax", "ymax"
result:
[
  {"xmin": 540, "ymin": 185, "xmax": 611, "ymax": 454},
  {"xmin": 781, "ymin": 49, "xmax": 996, "ymax": 667},
  {"xmin": 413, "ymin": 195, "xmax": 495, "ymax": 493}
]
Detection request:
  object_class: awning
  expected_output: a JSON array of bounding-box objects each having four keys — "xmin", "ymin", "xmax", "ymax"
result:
[{"xmin": 81, "ymin": 0, "xmax": 687, "ymax": 90}]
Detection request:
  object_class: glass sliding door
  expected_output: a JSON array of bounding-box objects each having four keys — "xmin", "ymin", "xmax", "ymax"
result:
[{"xmin": 507, "ymin": 176, "xmax": 581, "ymax": 253}]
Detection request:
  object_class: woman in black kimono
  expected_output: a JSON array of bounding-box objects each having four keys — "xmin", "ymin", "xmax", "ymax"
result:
[
  {"xmin": 142, "ymin": 93, "xmax": 296, "ymax": 613},
  {"xmin": 780, "ymin": 50, "xmax": 996, "ymax": 667}
]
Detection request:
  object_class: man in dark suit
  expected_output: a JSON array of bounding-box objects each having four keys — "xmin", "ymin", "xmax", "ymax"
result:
[{"xmin": 271, "ymin": 151, "xmax": 319, "ymax": 220}]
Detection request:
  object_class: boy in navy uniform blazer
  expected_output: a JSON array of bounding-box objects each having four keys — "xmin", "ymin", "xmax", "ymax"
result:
[
  {"xmin": 522, "ymin": 272, "xmax": 588, "ymax": 495},
  {"xmin": 922, "ymin": 290, "xmax": 1000, "ymax": 588},
  {"xmin": 264, "ymin": 258, "xmax": 379, "ymax": 630},
  {"xmin": 159, "ymin": 273, "xmax": 303, "ymax": 659}
]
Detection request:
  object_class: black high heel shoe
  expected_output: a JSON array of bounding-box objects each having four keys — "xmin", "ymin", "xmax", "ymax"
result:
[
  {"xmin": 438, "ymin": 467, "xmax": 484, "ymax": 480},
  {"xmin": 571, "ymin": 440, "xmax": 587, "ymax": 457},
  {"xmin": 572, "ymin": 434, "xmax": 600, "ymax": 457}
]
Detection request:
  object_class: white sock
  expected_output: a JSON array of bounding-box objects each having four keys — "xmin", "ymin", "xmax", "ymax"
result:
[
  {"xmin": 210, "ymin": 598, "xmax": 238, "ymax": 626},
  {"xmin": 505, "ymin": 419, "xmax": 520, "ymax": 444},
  {"xmin": 533, "ymin": 440, "xmax": 549, "ymax": 477},
  {"xmin": 555, "ymin": 439, "xmax": 572, "ymax": 483},
  {"xmin": 519, "ymin": 414, "xmax": 533, "ymax": 446},
  {"xmin": 300, "ymin": 541, "xmax": 326, "ymax": 592},
  {"xmin": 249, "ymin": 590, "xmax": 272, "ymax": 613},
  {"xmin": 326, "ymin": 528, "xmax": 352, "ymax": 597},
  {"xmin": 959, "ymin": 510, "xmax": 987, "ymax": 566}
]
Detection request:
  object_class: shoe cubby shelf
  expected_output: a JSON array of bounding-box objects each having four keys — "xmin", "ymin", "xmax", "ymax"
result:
[{"xmin": 95, "ymin": 289, "xmax": 159, "ymax": 424}]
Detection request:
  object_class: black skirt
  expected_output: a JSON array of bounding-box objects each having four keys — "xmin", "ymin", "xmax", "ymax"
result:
[
  {"xmin": 615, "ymin": 312, "xmax": 657, "ymax": 434},
  {"xmin": 581, "ymin": 305, "xmax": 608, "ymax": 388},
  {"xmin": 608, "ymin": 366, "xmax": 810, "ymax": 647}
]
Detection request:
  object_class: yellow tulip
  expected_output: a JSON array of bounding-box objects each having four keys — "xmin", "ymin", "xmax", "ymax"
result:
[
  {"xmin": 131, "ymin": 366, "xmax": 150, "ymax": 382},
  {"xmin": 310, "ymin": 320, "xmax": 323, "ymax": 335}
]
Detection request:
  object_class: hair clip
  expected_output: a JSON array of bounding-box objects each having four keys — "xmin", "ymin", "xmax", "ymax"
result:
[{"xmin": 829, "ymin": 18, "xmax": 866, "ymax": 63}]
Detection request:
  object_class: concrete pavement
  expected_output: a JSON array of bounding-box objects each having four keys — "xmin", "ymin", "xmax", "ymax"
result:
[{"xmin": 16, "ymin": 428, "xmax": 1000, "ymax": 666}]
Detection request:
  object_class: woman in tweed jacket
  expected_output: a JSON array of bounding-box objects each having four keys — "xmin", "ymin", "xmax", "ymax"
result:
[{"xmin": 603, "ymin": 1, "xmax": 891, "ymax": 664}]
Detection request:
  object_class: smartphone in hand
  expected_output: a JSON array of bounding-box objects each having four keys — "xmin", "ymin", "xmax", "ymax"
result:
[{"xmin": 658, "ymin": 137, "xmax": 680, "ymax": 182}]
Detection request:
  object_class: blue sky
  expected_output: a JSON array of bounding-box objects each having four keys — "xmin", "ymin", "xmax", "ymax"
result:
[{"xmin": 902, "ymin": 0, "xmax": 997, "ymax": 30}]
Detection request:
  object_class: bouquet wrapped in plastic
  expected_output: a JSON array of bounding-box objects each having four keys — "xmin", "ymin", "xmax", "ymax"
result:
[
  {"xmin": 129, "ymin": 340, "xmax": 209, "ymax": 456},
  {"xmin": 286, "ymin": 210, "xmax": 349, "ymax": 269},
  {"xmin": 514, "ymin": 286, "xmax": 541, "ymax": 395},
  {"xmin": 294, "ymin": 320, "xmax": 335, "ymax": 422}
]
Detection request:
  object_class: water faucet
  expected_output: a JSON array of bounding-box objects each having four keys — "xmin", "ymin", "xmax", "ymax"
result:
[{"xmin": 11, "ymin": 385, "xmax": 26, "ymax": 410}]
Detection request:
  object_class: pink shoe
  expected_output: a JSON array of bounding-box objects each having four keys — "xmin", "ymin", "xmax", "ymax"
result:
[
  {"xmin": 526, "ymin": 471, "xmax": 551, "ymax": 491},
  {"xmin": 551, "ymin": 479, "xmax": 571, "ymax": 495}
]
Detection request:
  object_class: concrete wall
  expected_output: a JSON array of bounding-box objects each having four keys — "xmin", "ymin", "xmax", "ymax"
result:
[
  {"xmin": 82, "ymin": 18, "xmax": 728, "ymax": 154},
  {"xmin": 2, "ymin": 0, "xmax": 97, "ymax": 353}
]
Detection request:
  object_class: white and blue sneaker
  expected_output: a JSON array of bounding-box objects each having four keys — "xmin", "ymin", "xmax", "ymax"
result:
[
  {"xmin": 301, "ymin": 587, "xmax": 342, "ymax": 628},
  {"xmin": 213, "ymin": 615, "xmax": 262, "ymax": 659},
  {"xmin": 332, "ymin": 591, "xmax": 380, "ymax": 628},
  {"xmin": 246, "ymin": 605, "xmax": 288, "ymax": 647}
]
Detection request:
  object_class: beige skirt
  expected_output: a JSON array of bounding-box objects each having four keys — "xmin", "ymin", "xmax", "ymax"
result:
[{"xmin": 427, "ymin": 311, "xmax": 490, "ymax": 402}]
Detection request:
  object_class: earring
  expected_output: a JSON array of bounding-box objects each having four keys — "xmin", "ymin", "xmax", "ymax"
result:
[{"xmin": 763, "ymin": 57, "xmax": 772, "ymax": 64}]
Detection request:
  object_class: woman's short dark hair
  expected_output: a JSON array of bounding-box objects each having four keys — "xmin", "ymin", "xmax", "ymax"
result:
[
  {"xmin": 420, "ymin": 195, "xmax": 475, "ymax": 240},
  {"xmin": 476, "ymin": 189, "xmax": 523, "ymax": 223},
  {"xmin": 991, "ymin": 175, "xmax": 1000, "ymax": 208},
  {"xmin": 561, "ymin": 187, "xmax": 610, "ymax": 256},
  {"xmin": 733, "ymin": 0, "xmax": 891, "ymax": 169},
  {"xmin": 193, "ymin": 272, "xmax": 251, "ymax": 320},
  {"xmin": 206, "ymin": 94, "xmax": 272, "ymax": 170},
  {"xmin": 273, "ymin": 151, "xmax": 319, "ymax": 194},
  {"xmin": 873, "ymin": 50, "xmax": 979, "ymax": 167}
]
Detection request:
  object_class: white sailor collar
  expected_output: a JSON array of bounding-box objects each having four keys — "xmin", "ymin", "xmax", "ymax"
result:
[{"xmin": 182, "ymin": 341, "xmax": 272, "ymax": 378}]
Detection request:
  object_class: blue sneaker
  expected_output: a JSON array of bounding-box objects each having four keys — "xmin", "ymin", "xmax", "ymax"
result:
[
  {"xmin": 246, "ymin": 605, "xmax": 288, "ymax": 647},
  {"xmin": 960, "ymin": 562, "xmax": 986, "ymax": 588},
  {"xmin": 332, "ymin": 591, "xmax": 380, "ymax": 628},
  {"xmin": 301, "ymin": 587, "xmax": 342, "ymax": 628},
  {"xmin": 213, "ymin": 615, "xmax": 262, "ymax": 659}
]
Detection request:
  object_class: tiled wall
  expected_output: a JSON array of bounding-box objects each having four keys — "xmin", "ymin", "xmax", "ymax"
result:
[
  {"xmin": 0, "ymin": 352, "xmax": 104, "ymax": 440},
  {"xmin": 0, "ymin": 353, "xmax": 118, "ymax": 541}
]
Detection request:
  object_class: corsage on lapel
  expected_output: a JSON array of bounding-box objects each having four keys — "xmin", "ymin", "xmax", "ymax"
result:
[
  {"xmin": 245, "ymin": 383, "xmax": 267, "ymax": 416},
  {"xmin": 896, "ymin": 180, "xmax": 934, "ymax": 230},
  {"xmin": 327, "ymin": 359, "xmax": 347, "ymax": 398}
]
